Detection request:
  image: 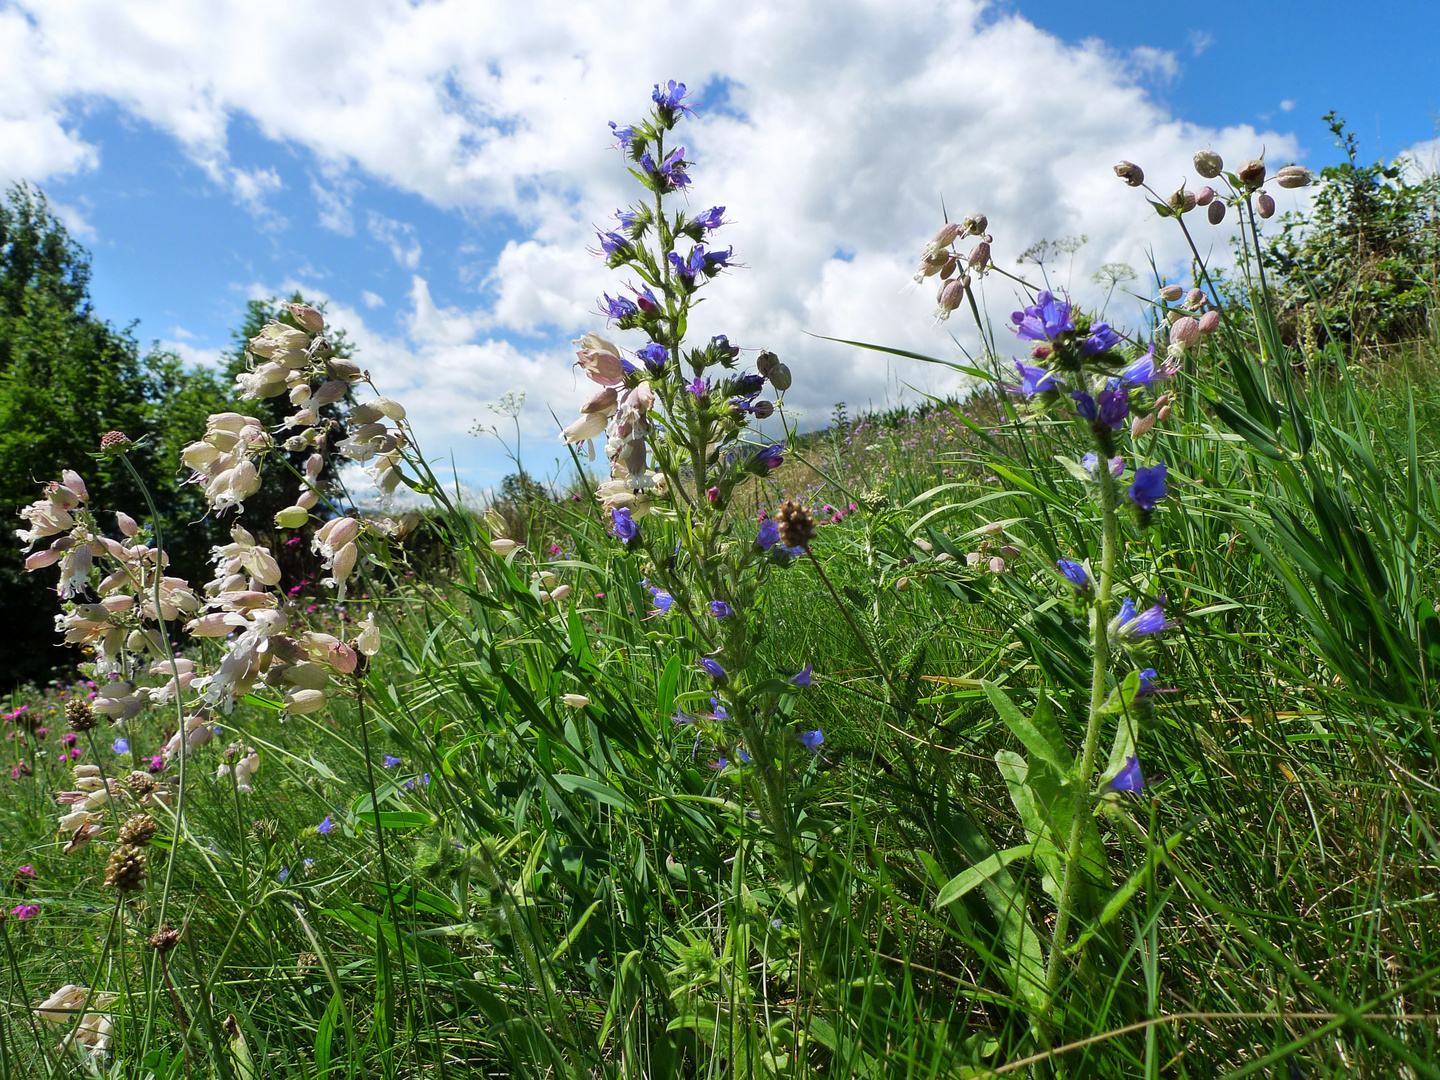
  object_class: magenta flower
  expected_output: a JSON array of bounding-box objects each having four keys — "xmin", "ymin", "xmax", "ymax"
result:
[{"xmin": 11, "ymin": 904, "xmax": 39, "ymax": 920}]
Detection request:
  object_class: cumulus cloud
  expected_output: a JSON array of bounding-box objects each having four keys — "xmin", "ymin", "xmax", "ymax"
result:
[{"xmin": 0, "ymin": 0, "xmax": 1306, "ymax": 484}]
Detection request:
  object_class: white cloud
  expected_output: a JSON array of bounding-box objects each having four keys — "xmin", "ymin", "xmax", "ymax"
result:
[
  {"xmin": 368, "ymin": 211, "xmax": 422, "ymax": 269},
  {"xmin": 1280, "ymin": 99, "xmax": 1295, "ymax": 113},
  {"xmin": 1187, "ymin": 30, "xmax": 1213, "ymax": 57},
  {"xmin": 361, "ymin": 289, "xmax": 385, "ymax": 308},
  {"xmin": 161, "ymin": 338, "xmax": 228, "ymax": 368},
  {"xmin": 0, "ymin": 0, "xmax": 1305, "ymax": 484}
]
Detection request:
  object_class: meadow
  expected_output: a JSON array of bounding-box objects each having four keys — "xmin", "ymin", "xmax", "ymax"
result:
[{"xmin": 2, "ymin": 84, "xmax": 1438, "ymax": 1078}]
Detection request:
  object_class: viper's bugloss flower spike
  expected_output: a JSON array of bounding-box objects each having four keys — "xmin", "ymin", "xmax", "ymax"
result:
[
  {"xmin": 1109, "ymin": 755, "xmax": 1145, "ymax": 793},
  {"xmin": 644, "ymin": 580, "xmax": 675, "ymax": 615},
  {"xmin": 790, "ymin": 664, "xmax": 813, "ymax": 687},
  {"xmin": 709, "ymin": 600, "xmax": 733, "ymax": 619},
  {"xmin": 694, "ymin": 206, "xmax": 727, "ymax": 230},
  {"xmin": 636, "ymin": 342, "xmax": 669, "ymax": 375},
  {"xmin": 757, "ymin": 518, "xmax": 781, "ymax": 551},
  {"xmin": 316, "ymin": 815, "xmax": 334, "ymax": 835},
  {"xmin": 799, "ymin": 728, "xmax": 824, "ymax": 753},
  {"xmin": 383, "ymin": 756, "xmax": 403, "ymax": 768},
  {"xmin": 652, "ymin": 79, "xmax": 694, "ymax": 118},
  {"xmin": 699, "ymin": 658, "xmax": 727, "ymax": 681},
  {"xmin": 1113, "ymin": 597, "xmax": 1175, "ymax": 638},
  {"xmin": 1129, "ymin": 463, "xmax": 1168, "ymax": 512},
  {"xmin": 603, "ymin": 293, "xmax": 639, "ymax": 321},
  {"xmin": 1056, "ymin": 559, "xmax": 1090, "ymax": 590},
  {"xmin": 1083, "ymin": 322, "xmax": 1123, "ymax": 356}
]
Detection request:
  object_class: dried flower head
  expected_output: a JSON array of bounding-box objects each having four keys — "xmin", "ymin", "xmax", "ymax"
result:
[
  {"xmin": 148, "ymin": 926, "xmax": 181, "ymax": 953},
  {"xmin": 776, "ymin": 501, "xmax": 817, "ymax": 550},
  {"xmin": 65, "ymin": 699, "xmax": 98, "ymax": 733},
  {"xmin": 126, "ymin": 771, "xmax": 159, "ymax": 800},
  {"xmin": 117, "ymin": 814, "xmax": 157, "ymax": 846},
  {"xmin": 104, "ymin": 844, "xmax": 148, "ymax": 892},
  {"xmin": 99, "ymin": 431, "xmax": 134, "ymax": 455}
]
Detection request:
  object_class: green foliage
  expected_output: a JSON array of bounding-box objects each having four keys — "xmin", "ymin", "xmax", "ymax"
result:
[
  {"xmin": 0, "ymin": 184, "xmax": 232, "ymax": 688},
  {"xmin": 1265, "ymin": 113, "xmax": 1440, "ymax": 351}
]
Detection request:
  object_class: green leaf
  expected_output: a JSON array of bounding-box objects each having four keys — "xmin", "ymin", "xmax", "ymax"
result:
[
  {"xmin": 552, "ymin": 773, "xmax": 630, "ymax": 810},
  {"xmin": 934, "ymin": 839, "xmax": 1061, "ymax": 909},
  {"xmin": 315, "ymin": 991, "xmax": 342, "ymax": 1079},
  {"xmin": 984, "ymin": 681, "xmax": 1071, "ymax": 774}
]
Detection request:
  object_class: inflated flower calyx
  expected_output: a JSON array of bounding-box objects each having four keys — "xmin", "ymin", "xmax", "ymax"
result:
[
  {"xmin": 1275, "ymin": 165, "xmax": 1311, "ymax": 189},
  {"xmin": 1193, "ymin": 149, "xmax": 1223, "ymax": 179},
  {"xmin": 1195, "ymin": 186, "xmax": 1216, "ymax": 207},
  {"xmin": 1113, "ymin": 161, "xmax": 1145, "ymax": 187},
  {"xmin": 1168, "ymin": 188, "xmax": 1196, "ymax": 214},
  {"xmin": 1207, "ymin": 200, "xmax": 1227, "ymax": 225},
  {"xmin": 1256, "ymin": 191, "xmax": 1276, "ymax": 219},
  {"xmin": 962, "ymin": 212, "xmax": 988, "ymax": 236},
  {"xmin": 1237, "ymin": 159, "xmax": 1266, "ymax": 189},
  {"xmin": 1159, "ymin": 284, "xmax": 1184, "ymax": 303},
  {"xmin": 756, "ymin": 350, "xmax": 780, "ymax": 379},
  {"xmin": 286, "ymin": 302, "xmax": 325, "ymax": 334}
]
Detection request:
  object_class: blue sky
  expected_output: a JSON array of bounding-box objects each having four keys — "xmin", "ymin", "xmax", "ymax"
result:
[{"xmin": 2, "ymin": 0, "xmax": 1433, "ymax": 496}]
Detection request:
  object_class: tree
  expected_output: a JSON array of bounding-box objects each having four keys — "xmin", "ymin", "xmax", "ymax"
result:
[
  {"xmin": 1264, "ymin": 114, "xmax": 1440, "ymax": 352},
  {"xmin": 0, "ymin": 185, "xmax": 232, "ymax": 689}
]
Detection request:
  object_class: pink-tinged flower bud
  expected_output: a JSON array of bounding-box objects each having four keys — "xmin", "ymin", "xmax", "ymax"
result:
[
  {"xmin": 1185, "ymin": 288, "xmax": 1206, "ymax": 310},
  {"xmin": 297, "ymin": 488, "xmax": 320, "ymax": 510},
  {"xmin": 24, "ymin": 548, "xmax": 64, "ymax": 570},
  {"xmin": 287, "ymin": 303, "xmax": 325, "ymax": 334},
  {"xmin": 979, "ymin": 521, "xmax": 1005, "ymax": 536},
  {"xmin": 318, "ymin": 517, "xmax": 360, "ymax": 550},
  {"xmin": 1172, "ymin": 317, "xmax": 1201, "ymax": 345},
  {"xmin": 186, "ymin": 612, "xmax": 235, "ymax": 637},
  {"xmin": 1275, "ymin": 165, "xmax": 1311, "ymax": 189},
  {"xmin": 490, "ymin": 537, "xmax": 521, "ymax": 556},
  {"xmin": 275, "ymin": 505, "xmax": 310, "ymax": 529},
  {"xmin": 1114, "ymin": 161, "xmax": 1145, "ymax": 187},
  {"xmin": 1159, "ymin": 284, "xmax": 1184, "ymax": 302},
  {"xmin": 939, "ymin": 256, "xmax": 957, "ymax": 280},
  {"xmin": 1157, "ymin": 404, "xmax": 1172, "ymax": 422},
  {"xmin": 313, "ymin": 380, "xmax": 349, "ymax": 406},
  {"xmin": 547, "ymin": 584, "xmax": 572, "ymax": 602},
  {"xmin": 988, "ymin": 556, "xmax": 1006, "ymax": 574},
  {"xmin": 963, "ymin": 212, "xmax": 988, "ymax": 236},
  {"xmin": 1199, "ymin": 310, "xmax": 1221, "ymax": 335},
  {"xmin": 304, "ymin": 454, "xmax": 324, "ymax": 480},
  {"xmin": 115, "ymin": 511, "xmax": 140, "ymax": 537},
  {"xmin": 1256, "ymin": 191, "xmax": 1276, "ymax": 219},
  {"xmin": 561, "ymin": 694, "xmax": 590, "ymax": 708},
  {"xmin": 581, "ymin": 385, "xmax": 619, "ymax": 415},
  {"xmin": 327, "ymin": 641, "xmax": 358, "ymax": 674},
  {"xmin": 331, "ymin": 542, "xmax": 358, "ymax": 582},
  {"xmin": 1031, "ymin": 342, "xmax": 1052, "ymax": 359},
  {"xmin": 1194, "ymin": 186, "xmax": 1216, "ymax": 207},
  {"xmin": 1207, "ymin": 200, "xmax": 1227, "ymax": 225},
  {"xmin": 967, "ymin": 241, "xmax": 991, "ymax": 270},
  {"xmin": 1237, "ymin": 159, "xmax": 1266, "ymax": 189},
  {"xmin": 1168, "ymin": 188, "xmax": 1196, "ymax": 214},
  {"xmin": 931, "ymin": 222, "xmax": 962, "ymax": 249},
  {"xmin": 1193, "ymin": 149, "xmax": 1224, "ymax": 179},
  {"xmin": 1131, "ymin": 412, "xmax": 1156, "ymax": 439},
  {"xmin": 289, "ymin": 383, "xmax": 312, "ymax": 405},
  {"xmin": 936, "ymin": 277, "xmax": 966, "ymax": 314}
]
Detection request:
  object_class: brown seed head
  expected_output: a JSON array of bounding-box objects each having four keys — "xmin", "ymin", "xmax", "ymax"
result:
[
  {"xmin": 776, "ymin": 501, "xmax": 817, "ymax": 551},
  {"xmin": 66, "ymin": 699, "xmax": 98, "ymax": 733},
  {"xmin": 117, "ymin": 814, "xmax": 157, "ymax": 846},
  {"xmin": 149, "ymin": 926, "xmax": 181, "ymax": 953},
  {"xmin": 126, "ymin": 771, "xmax": 159, "ymax": 800},
  {"xmin": 104, "ymin": 844, "xmax": 148, "ymax": 892}
]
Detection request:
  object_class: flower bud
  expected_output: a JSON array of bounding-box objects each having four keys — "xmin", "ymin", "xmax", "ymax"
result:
[
  {"xmin": 115, "ymin": 512, "xmax": 140, "ymax": 538},
  {"xmin": 1172, "ymin": 317, "xmax": 1201, "ymax": 345},
  {"xmin": 1131, "ymin": 412, "xmax": 1156, "ymax": 439},
  {"xmin": 1185, "ymin": 288, "xmax": 1205, "ymax": 310},
  {"xmin": 895, "ymin": 576, "xmax": 910, "ymax": 592},
  {"xmin": 313, "ymin": 380, "xmax": 349, "ymax": 406},
  {"xmin": 285, "ymin": 688, "xmax": 328, "ymax": 715},
  {"xmin": 1207, "ymin": 200, "xmax": 1226, "ymax": 225},
  {"xmin": 1275, "ymin": 165, "xmax": 1311, "ymax": 189},
  {"xmin": 287, "ymin": 303, "xmax": 325, "ymax": 334},
  {"xmin": 327, "ymin": 641, "xmax": 358, "ymax": 675},
  {"xmin": 988, "ymin": 556, "xmax": 1005, "ymax": 575},
  {"xmin": 297, "ymin": 488, "xmax": 320, "ymax": 510},
  {"xmin": 490, "ymin": 538, "xmax": 521, "ymax": 556},
  {"xmin": 1256, "ymin": 191, "xmax": 1276, "ymax": 219},
  {"xmin": 931, "ymin": 222, "xmax": 962, "ymax": 249},
  {"xmin": 1114, "ymin": 161, "xmax": 1145, "ymax": 187},
  {"xmin": 1193, "ymin": 149, "xmax": 1224, "ymax": 179},
  {"xmin": 327, "ymin": 358, "xmax": 363, "ymax": 382},
  {"xmin": 331, "ymin": 542, "xmax": 358, "ymax": 582},
  {"xmin": 939, "ymin": 257, "xmax": 956, "ymax": 280},
  {"xmin": 936, "ymin": 277, "xmax": 966, "ymax": 314},
  {"xmin": 752, "ymin": 400, "xmax": 775, "ymax": 419},
  {"xmin": 274, "ymin": 505, "xmax": 310, "ymax": 529},
  {"xmin": 1237, "ymin": 159, "xmax": 1266, "ymax": 189},
  {"xmin": 1194, "ymin": 186, "xmax": 1216, "ymax": 207},
  {"xmin": 561, "ymin": 694, "xmax": 591, "ymax": 708},
  {"xmin": 967, "ymin": 240, "xmax": 991, "ymax": 270},
  {"xmin": 1159, "ymin": 284, "xmax": 1183, "ymax": 302},
  {"xmin": 1157, "ymin": 404, "xmax": 1172, "ymax": 422},
  {"xmin": 1198, "ymin": 310, "xmax": 1220, "ymax": 335},
  {"xmin": 546, "ymin": 584, "xmax": 572, "ymax": 602}
]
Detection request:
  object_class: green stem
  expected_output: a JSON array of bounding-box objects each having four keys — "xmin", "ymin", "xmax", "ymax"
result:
[
  {"xmin": 1041, "ymin": 444, "xmax": 1119, "ymax": 1024},
  {"xmin": 115, "ymin": 451, "xmax": 190, "ymax": 1054}
]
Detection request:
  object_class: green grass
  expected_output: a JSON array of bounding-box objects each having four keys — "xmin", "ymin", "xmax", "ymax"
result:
[{"xmin": 3, "ymin": 322, "xmax": 1439, "ymax": 1078}]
